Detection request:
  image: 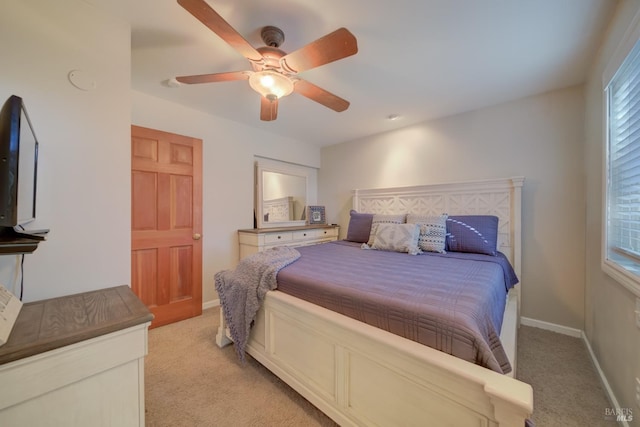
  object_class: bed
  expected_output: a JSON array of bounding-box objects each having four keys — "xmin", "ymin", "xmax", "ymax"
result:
[{"xmin": 217, "ymin": 176, "xmax": 532, "ymax": 426}]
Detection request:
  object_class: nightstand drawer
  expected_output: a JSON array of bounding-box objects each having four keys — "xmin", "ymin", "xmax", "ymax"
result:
[{"xmin": 264, "ymin": 232, "xmax": 293, "ymax": 244}]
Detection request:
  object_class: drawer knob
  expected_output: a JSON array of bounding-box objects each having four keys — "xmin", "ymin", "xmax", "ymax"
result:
[
  {"xmin": 277, "ymin": 235, "xmax": 281, "ymax": 239},
  {"xmin": 303, "ymin": 233, "xmax": 307, "ymax": 236}
]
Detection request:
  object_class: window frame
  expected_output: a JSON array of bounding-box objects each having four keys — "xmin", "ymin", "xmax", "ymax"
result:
[{"xmin": 602, "ymin": 10, "xmax": 640, "ymax": 298}]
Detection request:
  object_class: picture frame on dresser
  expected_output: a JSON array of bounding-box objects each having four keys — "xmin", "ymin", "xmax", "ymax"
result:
[{"xmin": 306, "ymin": 205, "xmax": 326, "ymax": 225}]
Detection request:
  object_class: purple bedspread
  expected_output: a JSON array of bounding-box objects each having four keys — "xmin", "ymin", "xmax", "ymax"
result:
[{"xmin": 276, "ymin": 240, "xmax": 517, "ymax": 374}]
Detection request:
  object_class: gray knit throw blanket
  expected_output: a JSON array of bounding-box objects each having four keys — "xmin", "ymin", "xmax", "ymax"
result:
[{"xmin": 215, "ymin": 246, "xmax": 301, "ymax": 362}]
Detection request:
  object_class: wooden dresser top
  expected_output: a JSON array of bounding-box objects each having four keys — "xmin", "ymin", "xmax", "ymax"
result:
[
  {"xmin": 238, "ymin": 224, "xmax": 339, "ymax": 234},
  {"xmin": 0, "ymin": 285, "xmax": 153, "ymax": 365}
]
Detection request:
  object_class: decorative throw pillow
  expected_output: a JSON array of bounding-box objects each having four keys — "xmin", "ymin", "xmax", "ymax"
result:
[
  {"xmin": 366, "ymin": 213, "xmax": 406, "ymax": 246},
  {"xmin": 446, "ymin": 215, "xmax": 499, "ymax": 256},
  {"xmin": 407, "ymin": 214, "xmax": 448, "ymax": 253},
  {"xmin": 370, "ymin": 223, "xmax": 421, "ymax": 255},
  {"xmin": 345, "ymin": 210, "xmax": 374, "ymax": 243}
]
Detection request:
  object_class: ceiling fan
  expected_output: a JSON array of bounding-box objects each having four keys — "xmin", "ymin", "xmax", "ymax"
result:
[{"xmin": 175, "ymin": 0, "xmax": 358, "ymax": 121}]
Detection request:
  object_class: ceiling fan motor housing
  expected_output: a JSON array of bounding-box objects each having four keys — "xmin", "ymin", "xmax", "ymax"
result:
[{"xmin": 261, "ymin": 26, "xmax": 285, "ymax": 48}]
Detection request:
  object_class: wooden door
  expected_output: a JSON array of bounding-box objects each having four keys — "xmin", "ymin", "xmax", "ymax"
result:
[{"xmin": 131, "ymin": 125, "xmax": 202, "ymax": 328}]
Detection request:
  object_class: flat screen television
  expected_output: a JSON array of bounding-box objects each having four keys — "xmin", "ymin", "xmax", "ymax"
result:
[{"xmin": 0, "ymin": 95, "xmax": 39, "ymax": 230}]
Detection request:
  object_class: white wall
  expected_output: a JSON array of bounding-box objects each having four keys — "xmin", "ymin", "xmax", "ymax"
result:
[
  {"xmin": 584, "ymin": 0, "xmax": 640, "ymax": 420},
  {"xmin": 0, "ymin": 0, "xmax": 131, "ymax": 301},
  {"xmin": 132, "ymin": 92, "xmax": 319, "ymax": 304},
  {"xmin": 0, "ymin": 0, "xmax": 321, "ymax": 306},
  {"xmin": 319, "ymin": 86, "xmax": 586, "ymax": 329}
]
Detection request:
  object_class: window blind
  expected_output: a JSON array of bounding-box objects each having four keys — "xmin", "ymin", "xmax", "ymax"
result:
[{"xmin": 608, "ymin": 39, "xmax": 640, "ymax": 263}]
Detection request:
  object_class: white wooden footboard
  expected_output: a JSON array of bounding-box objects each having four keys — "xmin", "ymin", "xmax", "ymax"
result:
[
  {"xmin": 240, "ymin": 291, "xmax": 532, "ymax": 426},
  {"xmin": 214, "ymin": 283, "xmax": 529, "ymax": 426}
]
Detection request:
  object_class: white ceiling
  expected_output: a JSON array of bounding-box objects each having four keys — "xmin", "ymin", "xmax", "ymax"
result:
[{"xmin": 91, "ymin": 0, "xmax": 617, "ymax": 146}]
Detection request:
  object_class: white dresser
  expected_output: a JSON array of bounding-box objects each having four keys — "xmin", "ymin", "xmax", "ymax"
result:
[
  {"xmin": 0, "ymin": 286, "xmax": 153, "ymax": 427},
  {"xmin": 238, "ymin": 225, "xmax": 339, "ymax": 259}
]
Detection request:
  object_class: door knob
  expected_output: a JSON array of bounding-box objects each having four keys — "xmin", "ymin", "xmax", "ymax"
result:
[{"xmin": 193, "ymin": 233, "xmax": 202, "ymax": 240}]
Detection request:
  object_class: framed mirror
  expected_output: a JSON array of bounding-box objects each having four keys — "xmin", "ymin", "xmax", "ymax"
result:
[{"xmin": 255, "ymin": 160, "xmax": 311, "ymax": 228}]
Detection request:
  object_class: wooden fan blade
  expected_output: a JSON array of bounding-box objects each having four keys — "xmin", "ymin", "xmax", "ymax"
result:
[
  {"xmin": 177, "ymin": 0, "xmax": 262, "ymax": 62},
  {"xmin": 294, "ymin": 79, "xmax": 350, "ymax": 112},
  {"xmin": 175, "ymin": 71, "xmax": 249, "ymax": 84},
  {"xmin": 280, "ymin": 28, "xmax": 358, "ymax": 73},
  {"xmin": 260, "ymin": 97, "xmax": 278, "ymax": 121}
]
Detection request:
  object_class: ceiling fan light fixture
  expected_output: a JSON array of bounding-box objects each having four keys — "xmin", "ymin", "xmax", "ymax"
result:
[{"xmin": 249, "ymin": 70, "xmax": 294, "ymax": 100}]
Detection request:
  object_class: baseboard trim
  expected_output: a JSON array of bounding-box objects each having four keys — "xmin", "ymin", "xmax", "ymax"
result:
[
  {"xmin": 520, "ymin": 316, "xmax": 582, "ymax": 337},
  {"xmin": 203, "ymin": 299, "xmax": 220, "ymax": 310},
  {"xmin": 581, "ymin": 331, "xmax": 629, "ymax": 427}
]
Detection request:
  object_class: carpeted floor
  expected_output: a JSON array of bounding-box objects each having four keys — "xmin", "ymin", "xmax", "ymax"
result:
[
  {"xmin": 515, "ymin": 326, "xmax": 613, "ymax": 426},
  {"xmin": 145, "ymin": 307, "xmax": 612, "ymax": 427}
]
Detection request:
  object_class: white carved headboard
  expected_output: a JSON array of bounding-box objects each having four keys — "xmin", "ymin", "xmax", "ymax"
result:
[
  {"xmin": 263, "ymin": 196, "xmax": 294, "ymax": 222},
  {"xmin": 352, "ymin": 177, "xmax": 524, "ymax": 280}
]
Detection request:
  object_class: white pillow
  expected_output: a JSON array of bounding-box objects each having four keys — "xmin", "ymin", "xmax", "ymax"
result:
[
  {"xmin": 366, "ymin": 213, "xmax": 406, "ymax": 246},
  {"xmin": 370, "ymin": 223, "xmax": 420, "ymax": 255},
  {"xmin": 407, "ymin": 214, "xmax": 448, "ymax": 253}
]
